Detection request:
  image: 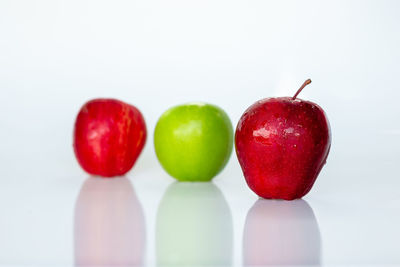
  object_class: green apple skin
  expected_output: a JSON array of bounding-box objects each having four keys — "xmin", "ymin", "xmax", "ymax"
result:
[{"xmin": 154, "ymin": 103, "xmax": 233, "ymax": 182}]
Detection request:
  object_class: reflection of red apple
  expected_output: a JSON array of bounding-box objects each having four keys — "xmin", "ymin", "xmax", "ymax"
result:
[
  {"xmin": 243, "ymin": 199, "xmax": 321, "ymax": 266},
  {"xmin": 235, "ymin": 80, "xmax": 331, "ymax": 200},
  {"xmin": 74, "ymin": 177, "xmax": 145, "ymax": 266},
  {"xmin": 73, "ymin": 98, "xmax": 146, "ymax": 177}
]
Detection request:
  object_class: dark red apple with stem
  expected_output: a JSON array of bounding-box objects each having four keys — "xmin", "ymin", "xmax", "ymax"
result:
[
  {"xmin": 73, "ymin": 98, "xmax": 146, "ymax": 177},
  {"xmin": 235, "ymin": 79, "xmax": 331, "ymax": 200}
]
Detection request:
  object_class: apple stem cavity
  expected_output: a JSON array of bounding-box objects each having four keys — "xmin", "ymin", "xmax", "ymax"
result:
[{"xmin": 292, "ymin": 79, "xmax": 312, "ymax": 100}]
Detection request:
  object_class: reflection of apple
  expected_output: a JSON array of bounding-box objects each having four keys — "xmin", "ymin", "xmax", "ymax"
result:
[
  {"xmin": 73, "ymin": 98, "xmax": 147, "ymax": 177},
  {"xmin": 156, "ymin": 182, "xmax": 233, "ymax": 266},
  {"xmin": 154, "ymin": 103, "xmax": 233, "ymax": 181},
  {"xmin": 235, "ymin": 80, "xmax": 331, "ymax": 200},
  {"xmin": 74, "ymin": 177, "xmax": 145, "ymax": 266},
  {"xmin": 243, "ymin": 199, "xmax": 321, "ymax": 266}
]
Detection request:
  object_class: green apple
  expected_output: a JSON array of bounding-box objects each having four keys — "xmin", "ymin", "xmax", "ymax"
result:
[
  {"xmin": 156, "ymin": 182, "xmax": 233, "ymax": 266},
  {"xmin": 154, "ymin": 103, "xmax": 233, "ymax": 181}
]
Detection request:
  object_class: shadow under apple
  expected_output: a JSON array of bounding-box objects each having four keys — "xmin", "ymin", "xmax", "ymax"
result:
[
  {"xmin": 243, "ymin": 199, "xmax": 321, "ymax": 266},
  {"xmin": 74, "ymin": 176, "xmax": 145, "ymax": 266},
  {"xmin": 156, "ymin": 182, "xmax": 233, "ymax": 266}
]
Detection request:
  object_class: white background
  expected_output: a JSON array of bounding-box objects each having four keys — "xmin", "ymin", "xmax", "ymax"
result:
[{"xmin": 0, "ymin": 0, "xmax": 400, "ymax": 266}]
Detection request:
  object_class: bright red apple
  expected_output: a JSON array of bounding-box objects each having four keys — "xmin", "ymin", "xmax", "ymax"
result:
[
  {"xmin": 235, "ymin": 79, "xmax": 331, "ymax": 200},
  {"xmin": 73, "ymin": 98, "xmax": 146, "ymax": 177}
]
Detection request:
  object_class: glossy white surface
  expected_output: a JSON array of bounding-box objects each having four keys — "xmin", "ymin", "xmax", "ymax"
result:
[{"xmin": 1, "ymin": 0, "xmax": 400, "ymax": 266}]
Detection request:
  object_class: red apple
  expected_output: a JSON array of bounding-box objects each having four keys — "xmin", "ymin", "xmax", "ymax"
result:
[
  {"xmin": 73, "ymin": 98, "xmax": 146, "ymax": 177},
  {"xmin": 235, "ymin": 79, "xmax": 331, "ymax": 200}
]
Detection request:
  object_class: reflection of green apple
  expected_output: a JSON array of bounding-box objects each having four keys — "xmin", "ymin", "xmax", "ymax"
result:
[
  {"xmin": 156, "ymin": 182, "xmax": 233, "ymax": 266},
  {"xmin": 154, "ymin": 103, "xmax": 233, "ymax": 181}
]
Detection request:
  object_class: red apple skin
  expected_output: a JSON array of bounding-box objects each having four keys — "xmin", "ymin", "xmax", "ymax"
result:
[
  {"xmin": 73, "ymin": 99, "xmax": 146, "ymax": 177},
  {"xmin": 235, "ymin": 97, "xmax": 331, "ymax": 200}
]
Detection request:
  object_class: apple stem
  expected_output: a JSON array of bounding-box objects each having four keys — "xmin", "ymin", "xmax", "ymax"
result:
[{"xmin": 292, "ymin": 79, "xmax": 312, "ymax": 100}]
